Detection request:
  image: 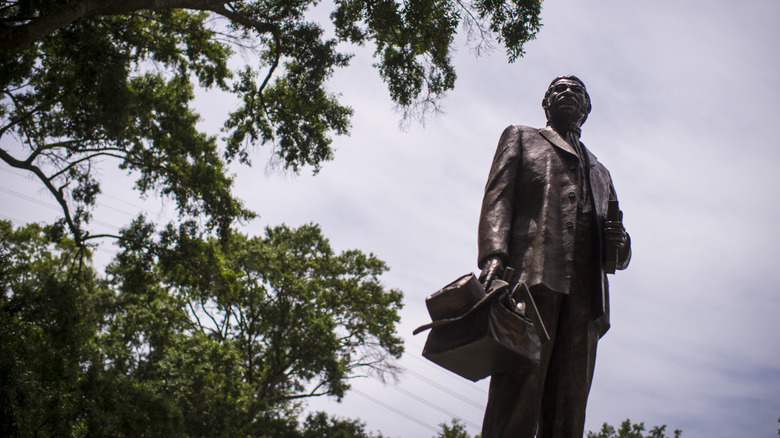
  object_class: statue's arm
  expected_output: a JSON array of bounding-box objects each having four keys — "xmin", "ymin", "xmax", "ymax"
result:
[
  {"xmin": 607, "ymin": 181, "xmax": 631, "ymax": 270},
  {"xmin": 477, "ymin": 126, "xmax": 523, "ymax": 282}
]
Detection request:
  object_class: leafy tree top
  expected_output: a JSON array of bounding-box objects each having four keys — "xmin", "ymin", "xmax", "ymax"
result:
[
  {"xmin": 435, "ymin": 418, "xmax": 479, "ymax": 438},
  {"xmin": 587, "ymin": 419, "xmax": 682, "ymax": 438},
  {"xmin": 0, "ymin": 0, "xmax": 542, "ymax": 244},
  {"xmin": 1, "ymin": 219, "xmax": 404, "ymax": 435}
]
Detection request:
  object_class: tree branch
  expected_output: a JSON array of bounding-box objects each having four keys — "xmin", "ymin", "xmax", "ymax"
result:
[
  {"xmin": 186, "ymin": 297, "xmax": 206, "ymax": 332},
  {"xmin": 0, "ymin": 0, "xmax": 231, "ymax": 50},
  {"xmin": 0, "ymin": 146, "xmax": 82, "ymax": 243},
  {"xmin": 49, "ymin": 150, "xmax": 126, "ymax": 179},
  {"xmin": 0, "ymin": 95, "xmax": 46, "ymax": 139},
  {"xmin": 275, "ymin": 386, "xmax": 331, "ymax": 402},
  {"xmin": 208, "ymin": 3, "xmax": 277, "ymax": 35},
  {"xmin": 82, "ymin": 233, "xmax": 122, "ymax": 241}
]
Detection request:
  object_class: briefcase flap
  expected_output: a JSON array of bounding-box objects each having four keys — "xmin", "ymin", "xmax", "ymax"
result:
[
  {"xmin": 425, "ymin": 273, "xmax": 486, "ymax": 321},
  {"xmin": 422, "ymin": 291, "xmax": 541, "ymax": 382}
]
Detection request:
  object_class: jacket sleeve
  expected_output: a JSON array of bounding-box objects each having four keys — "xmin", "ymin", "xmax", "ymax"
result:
[
  {"xmin": 609, "ymin": 181, "xmax": 632, "ymax": 270},
  {"xmin": 478, "ymin": 126, "xmax": 523, "ymax": 269}
]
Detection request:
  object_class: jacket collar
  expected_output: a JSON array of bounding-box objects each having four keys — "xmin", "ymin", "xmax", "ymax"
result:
[{"xmin": 539, "ymin": 127, "xmax": 598, "ymax": 167}]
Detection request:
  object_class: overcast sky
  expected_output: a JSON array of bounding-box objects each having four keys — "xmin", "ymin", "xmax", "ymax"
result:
[{"xmin": 2, "ymin": 0, "xmax": 779, "ymax": 436}]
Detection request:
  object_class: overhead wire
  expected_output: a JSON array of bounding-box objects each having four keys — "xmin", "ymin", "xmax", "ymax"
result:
[
  {"xmin": 377, "ymin": 377, "xmax": 482, "ymax": 430},
  {"xmin": 400, "ymin": 365, "xmax": 485, "ymax": 410},
  {"xmin": 405, "ymin": 339, "xmax": 489, "ymax": 396},
  {"xmin": 351, "ymin": 388, "xmax": 441, "ymax": 434}
]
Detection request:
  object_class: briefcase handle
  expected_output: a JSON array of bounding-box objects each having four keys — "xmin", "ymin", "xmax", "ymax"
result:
[
  {"xmin": 412, "ymin": 280, "xmax": 508, "ymax": 335},
  {"xmin": 414, "ymin": 273, "xmax": 549, "ymax": 344}
]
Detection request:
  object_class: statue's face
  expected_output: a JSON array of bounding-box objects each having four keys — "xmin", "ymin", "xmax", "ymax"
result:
[{"xmin": 543, "ymin": 79, "xmax": 589, "ymax": 124}]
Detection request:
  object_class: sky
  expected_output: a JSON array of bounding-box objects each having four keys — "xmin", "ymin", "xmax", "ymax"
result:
[{"xmin": 1, "ymin": 0, "xmax": 779, "ymax": 436}]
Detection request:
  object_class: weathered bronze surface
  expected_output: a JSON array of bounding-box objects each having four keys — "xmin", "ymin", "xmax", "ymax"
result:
[{"xmin": 477, "ymin": 76, "xmax": 631, "ymax": 438}]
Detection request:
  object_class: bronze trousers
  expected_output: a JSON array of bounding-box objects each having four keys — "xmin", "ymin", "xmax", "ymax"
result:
[{"xmin": 482, "ymin": 213, "xmax": 600, "ymax": 438}]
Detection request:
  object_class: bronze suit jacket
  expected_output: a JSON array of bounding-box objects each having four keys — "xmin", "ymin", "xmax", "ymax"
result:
[{"xmin": 478, "ymin": 125, "xmax": 631, "ymax": 335}]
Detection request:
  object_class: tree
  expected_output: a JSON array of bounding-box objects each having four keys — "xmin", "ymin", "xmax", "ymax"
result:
[
  {"xmin": 300, "ymin": 412, "xmax": 388, "ymax": 438},
  {"xmin": 0, "ymin": 219, "xmax": 403, "ymax": 435},
  {"xmin": 0, "ymin": 221, "xmax": 111, "ymax": 436},
  {"xmin": 0, "ymin": 0, "xmax": 543, "ymax": 244},
  {"xmin": 587, "ymin": 419, "xmax": 682, "ymax": 438},
  {"xmin": 434, "ymin": 418, "xmax": 479, "ymax": 438}
]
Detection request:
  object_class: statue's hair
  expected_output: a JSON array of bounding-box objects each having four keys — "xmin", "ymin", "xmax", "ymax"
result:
[{"xmin": 543, "ymin": 75, "xmax": 592, "ymax": 124}]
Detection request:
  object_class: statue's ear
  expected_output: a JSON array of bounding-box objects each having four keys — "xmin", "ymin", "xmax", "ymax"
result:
[{"xmin": 541, "ymin": 98, "xmax": 548, "ymax": 109}]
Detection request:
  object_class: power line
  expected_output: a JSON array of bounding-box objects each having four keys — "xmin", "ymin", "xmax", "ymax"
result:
[
  {"xmin": 1, "ymin": 165, "xmax": 171, "ymax": 222},
  {"xmin": 382, "ymin": 379, "xmax": 482, "ymax": 430},
  {"xmin": 0, "ymin": 185, "xmax": 61, "ymax": 213},
  {"xmin": 0, "ymin": 166, "xmax": 29, "ymax": 179},
  {"xmin": 404, "ymin": 339, "xmax": 489, "ymax": 396},
  {"xmin": 0, "ymin": 212, "xmax": 28, "ymax": 225},
  {"xmin": 351, "ymin": 388, "xmax": 440, "ymax": 434},
  {"xmin": 0, "ymin": 185, "xmax": 121, "ymax": 232},
  {"xmin": 402, "ymin": 366, "xmax": 485, "ymax": 411}
]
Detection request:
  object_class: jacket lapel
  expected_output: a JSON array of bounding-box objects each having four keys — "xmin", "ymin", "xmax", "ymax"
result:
[
  {"xmin": 582, "ymin": 143, "xmax": 599, "ymax": 168},
  {"xmin": 539, "ymin": 127, "xmax": 578, "ymax": 157}
]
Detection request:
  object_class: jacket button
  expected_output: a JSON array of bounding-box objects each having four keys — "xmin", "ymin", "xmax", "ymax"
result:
[
  {"xmin": 569, "ymin": 165, "xmax": 576, "ymax": 171},
  {"xmin": 566, "ymin": 221, "xmax": 574, "ymax": 228},
  {"xmin": 568, "ymin": 191, "xmax": 576, "ymax": 198}
]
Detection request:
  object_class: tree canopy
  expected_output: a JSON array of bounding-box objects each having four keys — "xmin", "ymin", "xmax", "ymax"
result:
[
  {"xmin": 435, "ymin": 418, "xmax": 479, "ymax": 438},
  {"xmin": 0, "ymin": 0, "xmax": 543, "ymax": 244},
  {"xmin": 1, "ymin": 0, "xmax": 547, "ymax": 434},
  {"xmin": 0, "ymin": 219, "xmax": 403, "ymax": 435},
  {"xmin": 587, "ymin": 419, "xmax": 682, "ymax": 438}
]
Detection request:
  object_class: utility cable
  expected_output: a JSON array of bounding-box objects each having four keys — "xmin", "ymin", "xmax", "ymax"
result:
[
  {"xmin": 379, "ymin": 378, "xmax": 482, "ymax": 430},
  {"xmin": 401, "ymin": 366, "xmax": 485, "ymax": 410},
  {"xmin": 404, "ymin": 339, "xmax": 489, "ymax": 396},
  {"xmin": 351, "ymin": 388, "xmax": 440, "ymax": 434}
]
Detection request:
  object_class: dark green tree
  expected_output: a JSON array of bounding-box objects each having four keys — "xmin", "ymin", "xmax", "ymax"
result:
[
  {"xmin": 587, "ymin": 419, "xmax": 682, "ymax": 438},
  {"xmin": 0, "ymin": 0, "xmax": 543, "ymax": 244},
  {"xmin": 434, "ymin": 418, "xmax": 479, "ymax": 438},
  {"xmin": 0, "ymin": 219, "xmax": 403, "ymax": 436},
  {"xmin": 0, "ymin": 221, "xmax": 111, "ymax": 436},
  {"xmin": 300, "ymin": 412, "xmax": 388, "ymax": 438}
]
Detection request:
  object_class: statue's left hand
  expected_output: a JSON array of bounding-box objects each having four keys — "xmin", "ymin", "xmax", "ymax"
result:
[
  {"xmin": 479, "ymin": 257, "xmax": 505, "ymax": 288},
  {"xmin": 605, "ymin": 221, "xmax": 627, "ymax": 248}
]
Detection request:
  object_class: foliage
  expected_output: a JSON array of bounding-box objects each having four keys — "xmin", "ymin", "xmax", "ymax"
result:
[
  {"xmin": 587, "ymin": 419, "xmax": 682, "ymax": 438},
  {"xmin": 0, "ymin": 0, "xmax": 543, "ymax": 244},
  {"xmin": 0, "ymin": 221, "xmax": 111, "ymax": 436},
  {"xmin": 0, "ymin": 220, "xmax": 403, "ymax": 436},
  {"xmin": 434, "ymin": 418, "xmax": 479, "ymax": 438},
  {"xmin": 299, "ymin": 412, "xmax": 388, "ymax": 437}
]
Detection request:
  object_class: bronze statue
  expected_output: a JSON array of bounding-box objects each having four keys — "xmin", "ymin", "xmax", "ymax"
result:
[{"xmin": 477, "ymin": 75, "xmax": 631, "ymax": 438}]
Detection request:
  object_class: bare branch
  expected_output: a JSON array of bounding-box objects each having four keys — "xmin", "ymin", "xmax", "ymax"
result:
[
  {"xmin": 82, "ymin": 233, "xmax": 122, "ymax": 241},
  {"xmin": 0, "ymin": 100, "xmax": 46, "ymax": 139},
  {"xmin": 0, "ymin": 146, "xmax": 82, "ymax": 243},
  {"xmin": 25, "ymin": 140, "xmax": 86, "ymax": 164},
  {"xmin": 199, "ymin": 297, "xmax": 225, "ymax": 340},
  {"xmin": 49, "ymin": 150, "xmax": 126, "ymax": 179},
  {"xmin": 274, "ymin": 381, "xmax": 330, "ymax": 402},
  {"xmin": 186, "ymin": 298, "xmax": 206, "ymax": 332}
]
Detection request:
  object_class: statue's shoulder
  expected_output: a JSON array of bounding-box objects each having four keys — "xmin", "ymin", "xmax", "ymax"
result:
[
  {"xmin": 498, "ymin": 125, "xmax": 543, "ymax": 142},
  {"xmin": 503, "ymin": 124, "xmax": 542, "ymax": 134}
]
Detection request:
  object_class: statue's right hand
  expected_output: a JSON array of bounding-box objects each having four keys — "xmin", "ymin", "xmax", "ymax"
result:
[{"xmin": 479, "ymin": 257, "xmax": 505, "ymax": 287}]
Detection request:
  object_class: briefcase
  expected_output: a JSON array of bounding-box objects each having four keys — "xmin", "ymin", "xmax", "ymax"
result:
[{"xmin": 414, "ymin": 273, "xmax": 547, "ymax": 382}]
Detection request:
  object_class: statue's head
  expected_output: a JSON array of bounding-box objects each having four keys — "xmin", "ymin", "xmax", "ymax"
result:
[{"xmin": 542, "ymin": 75, "xmax": 591, "ymax": 126}]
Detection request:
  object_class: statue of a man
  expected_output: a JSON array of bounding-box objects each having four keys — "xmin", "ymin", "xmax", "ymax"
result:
[{"xmin": 477, "ymin": 75, "xmax": 631, "ymax": 438}]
